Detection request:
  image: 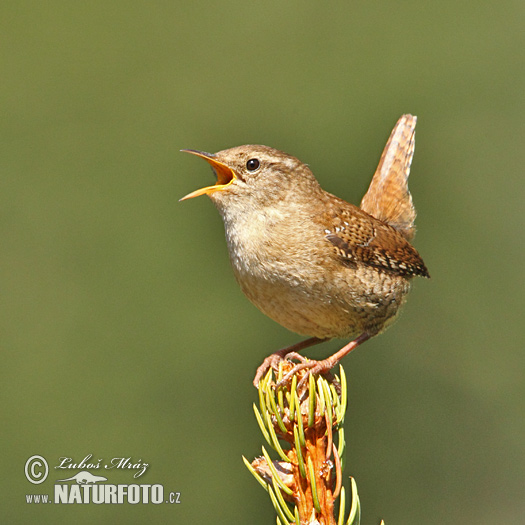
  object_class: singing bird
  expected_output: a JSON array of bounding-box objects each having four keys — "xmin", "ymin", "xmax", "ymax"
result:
[{"xmin": 181, "ymin": 115, "xmax": 429, "ymax": 385}]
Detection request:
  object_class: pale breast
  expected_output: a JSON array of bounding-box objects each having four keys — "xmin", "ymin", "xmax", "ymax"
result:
[{"xmin": 225, "ymin": 226, "xmax": 410, "ymax": 339}]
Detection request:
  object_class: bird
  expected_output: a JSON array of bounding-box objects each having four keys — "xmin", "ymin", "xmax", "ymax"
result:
[{"xmin": 180, "ymin": 115, "xmax": 429, "ymax": 386}]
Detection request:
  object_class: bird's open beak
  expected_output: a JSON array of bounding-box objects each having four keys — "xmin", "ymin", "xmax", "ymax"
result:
[{"xmin": 180, "ymin": 149, "xmax": 237, "ymax": 201}]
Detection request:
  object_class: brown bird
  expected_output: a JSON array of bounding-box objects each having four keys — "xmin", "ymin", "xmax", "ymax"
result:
[{"xmin": 181, "ymin": 115, "xmax": 429, "ymax": 386}]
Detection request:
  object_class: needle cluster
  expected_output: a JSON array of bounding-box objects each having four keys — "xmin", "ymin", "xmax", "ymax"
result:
[{"xmin": 244, "ymin": 362, "xmax": 384, "ymax": 525}]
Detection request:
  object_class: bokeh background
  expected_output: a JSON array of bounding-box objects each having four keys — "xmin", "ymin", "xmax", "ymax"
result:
[{"xmin": 2, "ymin": 1, "xmax": 523, "ymax": 523}]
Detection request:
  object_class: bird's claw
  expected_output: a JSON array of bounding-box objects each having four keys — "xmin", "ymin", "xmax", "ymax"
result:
[
  {"xmin": 253, "ymin": 353, "xmax": 282, "ymax": 387},
  {"xmin": 253, "ymin": 337, "xmax": 325, "ymax": 388},
  {"xmin": 253, "ymin": 351, "xmax": 310, "ymax": 387},
  {"xmin": 277, "ymin": 358, "xmax": 337, "ymax": 390}
]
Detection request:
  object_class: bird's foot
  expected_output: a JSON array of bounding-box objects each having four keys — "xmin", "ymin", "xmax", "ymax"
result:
[
  {"xmin": 253, "ymin": 352, "xmax": 287, "ymax": 387},
  {"xmin": 253, "ymin": 337, "xmax": 324, "ymax": 387},
  {"xmin": 277, "ymin": 332, "xmax": 372, "ymax": 389},
  {"xmin": 278, "ymin": 358, "xmax": 337, "ymax": 390}
]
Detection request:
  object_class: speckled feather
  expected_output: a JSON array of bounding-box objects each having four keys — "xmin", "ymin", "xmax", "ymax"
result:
[{"xmin": 319, "ymin": 197, "xmax": 429, "ymax": 278}]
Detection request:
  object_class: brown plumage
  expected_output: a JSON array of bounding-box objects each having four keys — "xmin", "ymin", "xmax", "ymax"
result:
[
  {"xmin": 361, "ymin": 114, "xmax": 418, "ymax": 240},
  {"xmin": 319, "ymin": 197, "xmax": 429, "ymax": 278},
  {"xmin": 181, "ymin": 114, "xmax": 429, "ymax": 385}
]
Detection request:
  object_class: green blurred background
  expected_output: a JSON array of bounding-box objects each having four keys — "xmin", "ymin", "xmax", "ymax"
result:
[{"xmin": 2, "ymin": 1, "xmax": 523, "ymax": 523}]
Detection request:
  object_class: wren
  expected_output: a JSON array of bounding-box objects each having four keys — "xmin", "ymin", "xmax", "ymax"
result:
[{"xmin": 181, "ymin": 115, "xmax": 429, "ymax": 385}]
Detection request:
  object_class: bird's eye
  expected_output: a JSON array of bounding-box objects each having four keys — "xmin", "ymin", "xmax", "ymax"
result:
[{"xmin": 246, "ymin": 158, "xmax": 260, "ymax": 171}]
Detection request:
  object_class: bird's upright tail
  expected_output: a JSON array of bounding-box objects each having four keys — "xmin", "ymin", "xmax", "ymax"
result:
[{"xmin": 360, "ymin": 114, "xmax": 417, "ymax": 241}]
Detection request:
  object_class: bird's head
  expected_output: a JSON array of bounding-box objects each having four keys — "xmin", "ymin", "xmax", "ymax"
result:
[{"xmin": 180, "ymin": 145, "xmax": 321, "ymax": 209}]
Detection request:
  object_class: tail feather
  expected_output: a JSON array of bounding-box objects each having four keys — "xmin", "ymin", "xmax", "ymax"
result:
[{"xmin": 360, "ymin": 115, "xmax": 417, "ymax": 241}]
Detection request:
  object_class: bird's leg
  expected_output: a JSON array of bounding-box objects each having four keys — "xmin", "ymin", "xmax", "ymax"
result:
[
  {"xmin": 279, "ymin": 332, "xmax": 372, "ymax": 388},
  {"xmin": 253, "ymin": 337, "xmax": 325, "ymax": 387}
]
